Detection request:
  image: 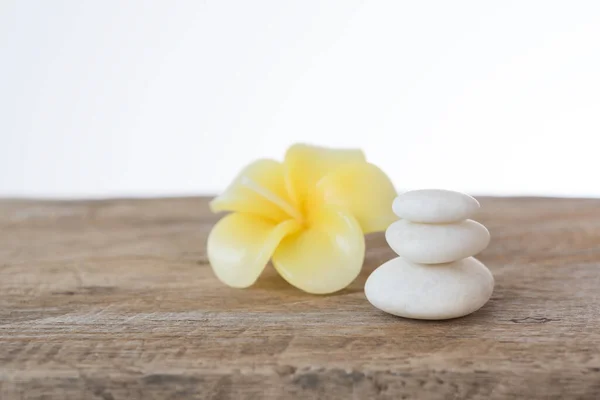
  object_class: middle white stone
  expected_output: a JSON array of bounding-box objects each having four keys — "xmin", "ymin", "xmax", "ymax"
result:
[{"xmin": 385, "ymin": 219, "xmax": 490, "ymax": 264}]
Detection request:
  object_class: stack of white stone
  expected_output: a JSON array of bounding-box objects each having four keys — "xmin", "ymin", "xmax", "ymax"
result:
[{"xmin": 365, "ymin": 189, "xmax": 494, "ymax": 320}]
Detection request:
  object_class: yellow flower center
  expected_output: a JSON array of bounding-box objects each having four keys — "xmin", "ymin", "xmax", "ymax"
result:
[{"xmin": 240, "ymin": 176, "xmax": 306, "ymax": 226}]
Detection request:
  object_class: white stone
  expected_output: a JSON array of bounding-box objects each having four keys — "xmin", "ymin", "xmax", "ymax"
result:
[
  {"xmin": 365, "ymin": 256, "xmax": 494, "ymax": 320},
  {"xmin": 392, "ymin": 189, "xmax": 480, "ymax": 223},
  {"xmin": 386, "ymin": 219, "xmax": 490, "ymax": 264}
]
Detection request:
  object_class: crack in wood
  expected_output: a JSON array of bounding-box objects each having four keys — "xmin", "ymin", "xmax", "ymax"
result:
[{"xmin": 510, "ymin": 317, "xmax": 558, "ymax": 324}]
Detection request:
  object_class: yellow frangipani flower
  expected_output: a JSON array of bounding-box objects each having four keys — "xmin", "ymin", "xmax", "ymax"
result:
[{"xmin": 207, "ymin": 144, "xmax": 397, "ymax": 294}]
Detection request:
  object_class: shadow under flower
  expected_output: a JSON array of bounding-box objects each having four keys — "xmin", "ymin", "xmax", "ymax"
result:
[{"xmin": 251, "ymin": 265, "xmax": 362, "ymax": 297}]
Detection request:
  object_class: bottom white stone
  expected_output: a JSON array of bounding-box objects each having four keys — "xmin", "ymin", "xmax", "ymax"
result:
[{"xmin": 365, "ymin": 256, "xmax": 494, "ymax": 320}]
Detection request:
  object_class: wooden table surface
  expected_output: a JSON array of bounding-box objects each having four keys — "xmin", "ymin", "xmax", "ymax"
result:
[{"xmin": 1, "ymin": 197, "xmax": 599, "ymax": 399}]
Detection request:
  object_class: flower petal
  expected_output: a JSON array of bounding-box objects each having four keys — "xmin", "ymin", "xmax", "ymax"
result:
[
  {"xmin": 309, "ymin": 162, "xmax": 397, "ymax": 234},
  {"xmin": 284, "ymin": 144, "xmax": 366, "ymax": 208},
  {"xmin": 210, "ymin": 159, "xmax": 297, "ymax": 222},
  {"xmin": 207, "ymin": 213, "xmax": 301, "ymax": 288},
  {"xmin": 272, "ymin": 206, "xmax": 365, "ymax": 294}
]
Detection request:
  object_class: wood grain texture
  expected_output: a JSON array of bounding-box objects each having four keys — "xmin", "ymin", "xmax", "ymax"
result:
[{"xmin": 1, "ymin": 197, "xmax": 599, "ymax": 400}]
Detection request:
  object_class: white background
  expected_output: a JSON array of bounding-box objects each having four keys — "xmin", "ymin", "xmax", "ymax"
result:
[{"xmin": 2, "ymin": 0, "xmax": 599, "ymax": 198}]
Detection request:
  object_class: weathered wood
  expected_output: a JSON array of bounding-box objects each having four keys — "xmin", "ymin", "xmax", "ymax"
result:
[{"xmin": 1, "ymin": 197, "xmax": 599, "ymax": 399}]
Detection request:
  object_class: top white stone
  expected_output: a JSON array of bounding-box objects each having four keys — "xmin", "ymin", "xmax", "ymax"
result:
[{"xmin": 392, "ymin": 189, "xmax": 480, "ymax": 223}]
